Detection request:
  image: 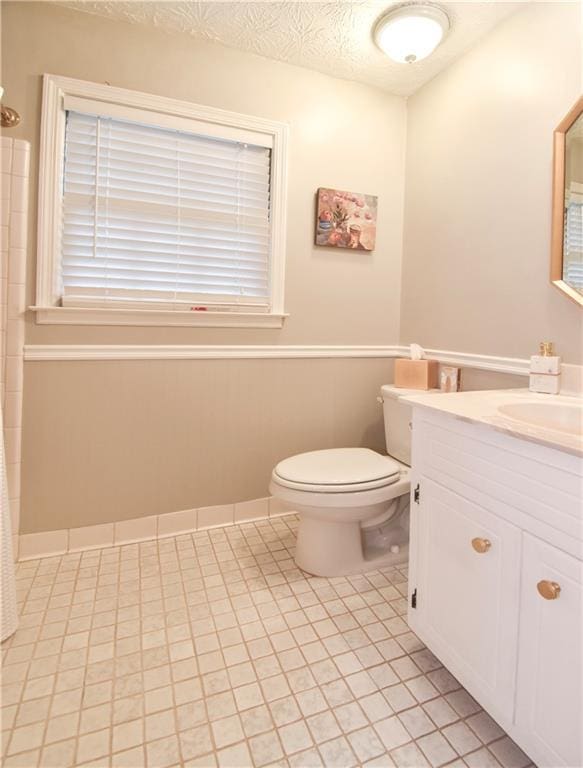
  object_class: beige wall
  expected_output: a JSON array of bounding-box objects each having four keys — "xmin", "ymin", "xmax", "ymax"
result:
[
  {"xmin": 1, "ymin": 2, "xmax": 408, "ymax": 533},
  {"xmin": 21, "ymin": 358, "xmax": 393, "ymax": 532},
  {"xmin": 2, "ymin": 1, "xmax": 407, "ymax": 347},
  {"xmin": 400, "ymin": 1, "xmax": 583, "ymax": 363},
  {"xmin": 4, "ymin": 2, "xmax": 579, "ymax": 534}
]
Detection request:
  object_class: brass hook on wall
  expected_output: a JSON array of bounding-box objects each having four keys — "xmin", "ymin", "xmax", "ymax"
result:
[
  {"xmin": 1, "ymin": 105, "xmax": 20, "ymax": 128},
  {"xmin": 0, "ymin": 86, "xmax": 21, "ymax": 128}
]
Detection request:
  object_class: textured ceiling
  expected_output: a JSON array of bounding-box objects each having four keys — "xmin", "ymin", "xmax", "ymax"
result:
[{"xmin": 58, "ymin": 1, "xmax": 530, "ymax": 96}]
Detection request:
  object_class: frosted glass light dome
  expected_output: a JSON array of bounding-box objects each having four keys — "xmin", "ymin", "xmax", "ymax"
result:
[{"xmin": 374, "ymin": 4, "xmax": 450, "ymax": 64}]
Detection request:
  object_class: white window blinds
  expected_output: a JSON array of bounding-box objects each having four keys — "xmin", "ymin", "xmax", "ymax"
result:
[
  {"xmin": 61, "ymin": 110, "xmax": 272, "ymax": 311},
  {"xmin": 564, "ymin": 199, "xmax": 583, "ymax": 292}
]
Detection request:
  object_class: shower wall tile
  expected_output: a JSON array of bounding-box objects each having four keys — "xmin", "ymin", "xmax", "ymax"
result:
[
  {"xmin": 10, "ymin": 174, "xmax": 28, "ymax": 212},
  {"xmin": 1, "ymin": 136, "xmax": 14, "ymax": 169},
  {"xmin": 1, "ymin": 171, "xmax": 11, "ymax": 200},
  {"xmin": 4, "ymin": 391, "xmax": 23, "ymax": 428},
  {"xmin": 8, "ymin": 211, "xmax": 27, "ymax": 249},
  {"xmin": 5, "ymin": 318, "xmax": 24, "ymax": 356},
  {"xmin": 8, "ymin": 249, "xmax": 26, "ymax": 289},
  {"xmin": 0, "ymin": 137, "xmax": 29, "ymax": 548},
  {"xmin": 5, "ymin": 356, "xmax": 24, "ymax": 393},
  {"xmin": 10, "ymin": 504, "xmax": 20, "ymax": 537},
  {"xmin": 12, "ymin": 141, "xmax": 30, "ymax": 178},
  {"xmin": 6, "ymin": 461, "xmax": 21, "ymax": 504},
  {"xmin": 4, "ymin": 427, "xmax": 22, "ymax": 465}
]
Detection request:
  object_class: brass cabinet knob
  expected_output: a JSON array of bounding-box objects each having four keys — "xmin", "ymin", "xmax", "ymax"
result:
[
  {"xmin": 537, "ymin": 580, "xmax": 561, "ymax": 600},
  {"xmin": 471, "ymin": 537, "xmax": 491, "ymax": 554}
]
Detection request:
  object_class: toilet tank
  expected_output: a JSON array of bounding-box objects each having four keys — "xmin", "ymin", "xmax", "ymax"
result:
[{"xmin": 380, "ymin": 384, "xmax": 441, "ymax": 466}]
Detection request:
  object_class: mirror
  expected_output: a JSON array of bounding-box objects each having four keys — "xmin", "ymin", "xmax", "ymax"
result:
[{"xmin": 551, "ymin": 96, "xmax": 583, "ymax": 306}]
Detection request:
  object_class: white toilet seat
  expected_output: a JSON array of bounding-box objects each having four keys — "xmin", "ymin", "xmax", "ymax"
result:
[
  {"xmin": 270, "ymin": 468, "xmax": 410, "ymax": 510},
  {"xmin": 269, "ymin": 447, "xmax": 410, "ymax": 577},
  {"xmin": 273, "ymin": 447, "xmax": 401, "ymax": 493},
  {"xmin": 272, "ymin": 473, "xmax": 400, "ymax": 493}
]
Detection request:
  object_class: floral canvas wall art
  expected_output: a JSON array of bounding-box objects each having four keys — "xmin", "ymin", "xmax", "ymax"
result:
[{"xmin": 315, "ymin": 188, "xmax": 378, "ymax": 251}]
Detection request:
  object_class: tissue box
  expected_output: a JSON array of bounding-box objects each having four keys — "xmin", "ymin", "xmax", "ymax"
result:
[{"xmin": 394, "ymin": 359, "xmax": 438, "ymax": 390}]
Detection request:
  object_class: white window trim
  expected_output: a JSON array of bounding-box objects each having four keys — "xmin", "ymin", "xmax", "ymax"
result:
[{"xmin": 34, "ymin": 74, "xmax": 289, "ymax": 328}]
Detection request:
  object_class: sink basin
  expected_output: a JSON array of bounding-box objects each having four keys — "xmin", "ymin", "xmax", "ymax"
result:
[{"xmin": 497, "ymin": 401, "xmax": 583, "ymax": 436}]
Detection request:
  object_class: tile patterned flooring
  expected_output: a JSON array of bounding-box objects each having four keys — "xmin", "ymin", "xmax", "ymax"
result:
[{"xmin": 1, "ymin": 515, "xmax": 535, "ymax": 768}]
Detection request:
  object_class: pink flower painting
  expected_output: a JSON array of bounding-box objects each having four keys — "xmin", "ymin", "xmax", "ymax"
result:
[{"xmin": 315, "ymin": 188, "xmax": 378, "ymax": 251}]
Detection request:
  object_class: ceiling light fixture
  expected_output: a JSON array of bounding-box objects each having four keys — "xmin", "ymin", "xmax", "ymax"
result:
[{"xmin": 374, "ymin": 3, "xmax": 450, "ymax": 64}]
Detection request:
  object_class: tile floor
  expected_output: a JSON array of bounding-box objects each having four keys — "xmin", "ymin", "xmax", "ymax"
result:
[{"xmin": 1, "ymin": 515, "xmax": 535, "ymax": 768}]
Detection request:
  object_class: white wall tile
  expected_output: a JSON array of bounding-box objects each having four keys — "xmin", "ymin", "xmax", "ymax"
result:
[
  {"xmin": 12, "ymin": 146, "xmax": 30, "ymax": 177},
  {"xmin": 8, "ymin": 284, "xmax": 26, "ymax": 318},
  {"xmin": 5, "ymin": 355, "xmax": 24, "ymax": 393},
  {"xmin": 1, "ymin": 200, "xmax": 10, "ymax": 227},
  {"xmin": 8, "ymin": 249, "xmax": 26, "ymax": 287},
  {"xmin": 269, "ymin": 496, "xmax": 294, "ymax": 518},
  {"xmin": 3, "ymin": 391, "xmax": 22, "ymax": 428},
  {"xmin": 9, "ymin": 175, "xmax": 28, "ymax": 213},
  {"xmin": 8, "ymin": 211, "xmax": 26, "ymax": 249},
  {"xmin": 1, "ymin": 171, "xmax": 11, "ymax": 201},
  {"xmin": 69, "ymin": 523, "xmax": 115, "ymax": 552},
  {"xmin": 114, "ymin": 515, "xmax": 158, "ymax": 545},
  {"xmin": 5, "ymin": 318, "xmax": 24, "ymax": 355},
  {"xmin": 234, "ymin": 497, "xmax": 269, "ymax": 523},
  {"xmin": 14, "ymin": 498, "xmax": 294, "ymax": 560},
  {"xmin": 5, "ymin": 461, "xmax": 20, "ymax": 500},
  {"xmin": 4, "ymin": 427, "xmax": 22, "ymax": 464},
  {"xmin": 0, "ymin": 141, "xmax": 12, "ymax": 174},
  {"xmin": 19, "ymin": 529, "xmax": 69, "ymax": 560},
  {"xmin": 197, "ymin": 504, "xmax": 234, "ymax": 530},
  {"xmin": 157, "ymin": 508, "xmax": 197, "ymax": 538},
  {"xmin": 1, "ymin": 138, "xmax": 28, "ymax": 542},
  {"xmin": 10, "ymin": 497, "xmax": 20, "ymax": 535}
]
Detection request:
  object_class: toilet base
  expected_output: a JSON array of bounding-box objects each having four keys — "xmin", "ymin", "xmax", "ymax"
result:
[{"xmin": 294, "ymin": 513, "xmax": 408, "ymax": 578}]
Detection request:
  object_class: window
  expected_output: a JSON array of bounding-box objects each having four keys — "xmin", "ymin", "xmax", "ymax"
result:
[
  {"xmin": 35, "ymin": 75, "xmax": 288, "ymax": 327},
  {"xmin": 564, "ymin": 184, "xmax": 583, "ymax": 294}
]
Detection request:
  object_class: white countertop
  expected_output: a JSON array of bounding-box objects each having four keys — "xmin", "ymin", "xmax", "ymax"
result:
[{"xmin": 400, "ymin": 389, "xmax": 583, "ymax": 457}]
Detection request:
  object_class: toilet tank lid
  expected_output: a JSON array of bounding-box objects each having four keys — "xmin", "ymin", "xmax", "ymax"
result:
[
  {"xmin": 274, "ymin": 448, "xmax": 400, "ymax": 486},
  {"xmin": 381, "ymin": 384, "xmax": 442, "ymax": 400}
]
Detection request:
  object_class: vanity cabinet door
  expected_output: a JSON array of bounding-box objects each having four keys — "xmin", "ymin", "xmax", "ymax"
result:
[
  {"xmin": 409, "ymin": 478, "xmax": 521, "ymax": 722},
  {"xmin": 515, "ymin": 534, "xmax": 583, "ymax": 768}
]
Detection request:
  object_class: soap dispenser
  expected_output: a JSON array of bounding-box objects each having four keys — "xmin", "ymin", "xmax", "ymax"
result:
[{"xmin": 529, "ymin": 342, "xmax": 561, "ymax": 394}]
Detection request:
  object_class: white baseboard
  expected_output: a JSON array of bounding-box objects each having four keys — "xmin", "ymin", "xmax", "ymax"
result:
[{"xmin": 16, "ymin": 496, "xmax": 292, "ymax": 561}]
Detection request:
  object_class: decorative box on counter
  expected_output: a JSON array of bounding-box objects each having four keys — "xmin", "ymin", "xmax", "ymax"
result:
[{"xmin": 394, "ymin": 358, "xmax": 438, "ymax": 390}]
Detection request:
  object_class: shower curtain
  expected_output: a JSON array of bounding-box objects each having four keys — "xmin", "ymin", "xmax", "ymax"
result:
[
  {"xmin": 1, "ymin": 405, "xmax": 17, "ymax": 641},
  {"xmin": 1, "ymin": 136, "xmax": 29, "ymax": 642}
]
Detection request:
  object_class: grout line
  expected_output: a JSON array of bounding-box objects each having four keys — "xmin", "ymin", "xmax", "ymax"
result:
[{"xmin": 2, "ymin": 517, "xmax": 532, "ymax": 768}]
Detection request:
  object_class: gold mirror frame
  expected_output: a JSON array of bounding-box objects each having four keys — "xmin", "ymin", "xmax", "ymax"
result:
[{"xmin": 551, "ymin": 96, "xmax": 583, "ymax": 307}]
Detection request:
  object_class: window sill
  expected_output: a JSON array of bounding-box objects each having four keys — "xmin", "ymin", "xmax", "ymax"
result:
[{"xmin": 30, "ymin": 306, "xmax": 287, "ymax": 329}]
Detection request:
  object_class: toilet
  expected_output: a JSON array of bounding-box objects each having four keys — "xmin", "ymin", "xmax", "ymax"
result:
[{"xmin": 270, "ymin": 385, "xmax": 422, "ymax": 577}]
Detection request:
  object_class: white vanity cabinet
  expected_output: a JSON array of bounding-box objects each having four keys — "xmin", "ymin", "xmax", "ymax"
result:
[
  {"xmin": 412, "ymin": 478, "xmax": 522, "ymax": 722},
  {"xmin": 515, "ymin": 534, "xmax": 582, "ymax": 768},
  {"xmin": 408, "ymin": 406, "xmax": 583, "ymax": 768}
]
